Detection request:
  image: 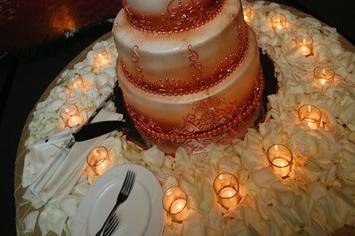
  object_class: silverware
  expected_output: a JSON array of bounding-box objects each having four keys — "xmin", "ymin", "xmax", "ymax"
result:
[
  {"xmin": 95, "ymin": 170, "xmax": 136, "ymax": 236},
  {"xmin": 103, "ymin": 214, "xmax": 119, "ymax": 236}
]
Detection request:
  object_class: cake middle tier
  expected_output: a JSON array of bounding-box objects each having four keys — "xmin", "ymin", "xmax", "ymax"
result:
[
  {"xmin": 117, "ymin": 28, "xmax": 260, "ymax": 134},
  {"xmin": 113, "ymin": 0, "xmax": 247, "ymax": 95}
]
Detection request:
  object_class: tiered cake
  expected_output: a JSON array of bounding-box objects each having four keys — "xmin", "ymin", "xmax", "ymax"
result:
[{"xmin": 113, "ymin": 0, "xmax": 264, "ymax": 153}]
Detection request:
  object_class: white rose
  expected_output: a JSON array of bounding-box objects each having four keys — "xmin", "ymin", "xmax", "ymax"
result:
[
  {"xmin": 142, "ymin": 146, "xmax": 165, "ymax": 168},
  {"xmin": 86, "ymin": 87, "xmax": 99, "ymax": 100}
]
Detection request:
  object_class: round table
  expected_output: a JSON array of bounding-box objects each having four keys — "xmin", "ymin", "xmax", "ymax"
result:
[{"xmin": 14, "ymin": 2, "xmax": 355, "ymax": 236}]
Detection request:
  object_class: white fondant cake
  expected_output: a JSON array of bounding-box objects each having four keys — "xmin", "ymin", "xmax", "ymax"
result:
[{"xmin": 113, "ymin": 0, "xmax": 263, "ymax": 153}]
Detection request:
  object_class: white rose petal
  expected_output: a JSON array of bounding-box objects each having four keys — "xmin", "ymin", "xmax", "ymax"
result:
[
  {"xmin": 60, "ymin": 196, "xmax": 79, "ymax": 218},
  {"xmin": 142, "ymin": 146, "xmax": 165, "ymax": 168}
]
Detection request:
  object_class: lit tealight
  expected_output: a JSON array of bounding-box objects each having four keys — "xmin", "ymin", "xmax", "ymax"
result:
[
  {"xmin": 86, "ymin": 146, "xmax": 112, "ymax": 176},
  {"xmin": 59, "ymin": 104, "xmax": 85, "ymax": 128},
  {"xmin": 67, "ymin": 74, "xmax": 89, "ymax": 92},
  {"xmin": 295, "ymin": 33, "xmax": 313, "ymax": 57},
  {"xmin": 59, "ymin": 104, "xmax": 78, "ymax": 120},
  {"xmin": 298, "ymin": 104, "xmax": 322, "ymax": 130},
  {"xmin": 67, "ymin": 115, "xmax": 83, "ymax": 128},
  {"xmin": 314, "ymin": 66, "xmax": 335, "ymax": 86},
  {"xmin": 271, "ymin": 14, "xmax": 287, "ymax": 31},
  {"xmin": 267, "ymin": 144, "xmax": 293, "ymax": 179},
  {"xmin": 243, "ymin": 7, "xmax": 253, "ymax": 24},
  {"xmin": 163, "ymin": 186, "xmax": 189, "ymax": 223},
  {"xmin": 93, "ymin": 48, "xmax": 112, "ymax": 70},
  {"xmin": 213, "ymin": 172, "xmax": 240, "ymax": 210}
]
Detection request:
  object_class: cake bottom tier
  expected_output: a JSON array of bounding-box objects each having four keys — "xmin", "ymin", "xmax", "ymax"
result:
[{"xmin": 126, "ymin": 70, "xmax": 264, "ymax": 154}]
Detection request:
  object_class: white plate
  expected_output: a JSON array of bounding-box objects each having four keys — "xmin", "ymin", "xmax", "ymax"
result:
[
  {"xmin": 73, "ymin": 164, "xmax": 164, "ymax": 236},
  {"xmin": 87, "ymin": 178, "xmax": 150, "ymax": 236}
]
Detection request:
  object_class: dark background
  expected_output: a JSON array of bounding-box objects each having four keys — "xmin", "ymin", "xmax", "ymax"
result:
[{"xmin": 1, "ymin": 0, "xmax": 354, "ymax": 234}]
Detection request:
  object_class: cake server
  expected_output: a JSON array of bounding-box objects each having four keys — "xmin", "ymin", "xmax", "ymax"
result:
[
  {"xmin": 67, "ymin": 120, "xmax": 147, "ymax": 148},
  {"xmin": 73, "ymin": 120, "xmax": 124, "ymax": 142},
  {"xmin": 67, "ymin": 83, "xmax": 148, "ymax": 148}
]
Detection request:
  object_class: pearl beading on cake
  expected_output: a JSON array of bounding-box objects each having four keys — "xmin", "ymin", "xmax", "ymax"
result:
[
  {"xmin": 126, "ymin": 69, "xmax": 264, "ymax": 146},
  {"xmin": 120, "ymin": 22, "xmax": 249, "ymax": 96},
  {"xmin": 123, "ymin": 0, "xmax": 225, "ymax": 34}
]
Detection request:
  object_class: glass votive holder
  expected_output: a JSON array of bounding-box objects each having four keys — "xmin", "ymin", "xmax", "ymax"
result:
[
  {"xmin": 243, "ymin": 7, "xmax": 253, "ymax": 24},
  {"xmin": 67, "ymin": 114, "xmax": 84, "ymax": 128},
  {"xmin": 297, "ymin": 104, "xmax": 322, "ymax": 130},
  {"xmin": 60, "ymin": 104, "xmax": 78, "ymax": 120},
  {"xmin": 213, "ymin": 172, "xmax": 241, "ymax": 210},
  {"xmin": 86, "ymin": 146, "xmax": 112, "ymax": 176},
  {"xmin": 314, "ymin": 66, "xmax": 335, "ymax": 86},
  {"xmin": 295, "ymin": 33, "xmax": 313, "ymax": 56},
  {"xmin": 271, "ymin": 13, "xmax": 287, "ymax": 31},
  {"xmin": 59, "ymin": 104, "xmax": 85, "ymax": 128},
  {"xmin": 267, "ymin": 144, "xmax": 293, "ymax": 179},
  {"xmin": 67, "ymin": 74, "xmax": 88, "ymax": 92},
  {"xmin": 93, "ymin": 47, "xmax": 112, "ymax": 70},
  {"xmin": 163, "ymin": 186, "xmax": 189, "ymax": 223}
]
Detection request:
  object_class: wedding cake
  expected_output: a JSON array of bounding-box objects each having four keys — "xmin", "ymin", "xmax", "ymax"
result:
[{"xmin": 113, "ymin": 0, "xmax": 264, "ymax": 153}]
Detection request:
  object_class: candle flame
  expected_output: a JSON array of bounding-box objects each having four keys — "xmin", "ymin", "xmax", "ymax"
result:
[
  {"xmin": 271, "ymin": 14, "xmax": 287, "ymax": 31},
  {"xmin": 314, "ymin": 66, "xmax": 335, "ymax": 86},
  {"xmin": 243, "ymin": 7, "xmax": 253, "ymax": 23},
  {"xmin": 307, "ymin": 105, "xmax": 311, "ymax": 113},
  {"xmin": 94, "ymin": 49, "xmax": 112, "ymax": 69}
]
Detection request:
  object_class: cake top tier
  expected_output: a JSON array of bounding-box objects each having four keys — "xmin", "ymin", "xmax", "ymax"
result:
[{"xmin": 123, "ymin": 0, "xmax": 225, "ymax": 33}]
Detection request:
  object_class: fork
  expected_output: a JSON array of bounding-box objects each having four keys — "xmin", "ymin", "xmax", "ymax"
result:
[
  {"xmin": 103, "ymin": 214, "xmax": 119, "ymax": 236},
  {"xmin": 95, "ymin": 170, "xmax": 136, "ymax": 236}
]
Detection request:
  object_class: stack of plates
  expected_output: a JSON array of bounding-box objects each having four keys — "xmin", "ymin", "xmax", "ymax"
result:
[{"xmin": 72, "ymin": 164, "xmax": 164, "ymax": 236}]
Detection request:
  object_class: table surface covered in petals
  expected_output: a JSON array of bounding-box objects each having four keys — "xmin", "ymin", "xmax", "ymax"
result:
[{"xmin": 14, "ymin": 1, "xmax": 355, "ymax": 236}]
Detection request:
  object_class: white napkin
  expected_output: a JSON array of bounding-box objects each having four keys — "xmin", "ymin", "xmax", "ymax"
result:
[
  {"xmin": 23, "ymin": 110, "xmax": 123, "ymax": 208},
  {"xmin": 22, "ymin": 130, "xmax": 73, "ymax": 188}
]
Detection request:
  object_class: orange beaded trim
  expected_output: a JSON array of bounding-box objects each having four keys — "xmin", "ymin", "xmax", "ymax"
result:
[
  {"xmin": 120, "ymin": 22, "xmax": 249, "ymax": 96},
  {"xmin": 126, "ymin": 69, "xmax": 264, "ymax": 146},
  {"xmin": 123, "ymin": 0, "xmax": 225, "ymax": 34}
]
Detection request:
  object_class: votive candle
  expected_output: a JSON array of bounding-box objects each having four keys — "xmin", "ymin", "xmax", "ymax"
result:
[
  {"xmin": 271, "ymin": 14, "xmax": 287, "ymax": 31},
  {"xmin": 213, "ymin": 172, "xmax": 240, "ymax": 210},
  {"xmin": 67, "ymin": 74, "xmax": 88, "ymax": 92},
  {"xmin": 163, "ymin": 186, "xmax": 189, "ymax": 223},
  {"xmin": 60, "ymin": 104, "xmax": 78, "ymax": 120},
  {"xmin": 267, "ymin": 144, "xmax": 293, "ymax": 179},
  {"xmin": 295, "ymin": 33, "xmax": 313, "ymax": 56},
  {"xmin": 59, "ymin": 104, "xmax": 84, "ymax": 128},
  {"xmin": 67, "ymin": 115, "xmax": 83, "ymax": 128},
  {"xmin": 86, "ymin": 146, "xmax": 112, "ymax": 176},
  {"xmin": 243, "ymin": 7, "xmax": 253, "ymax": 24},
  {"xmin": 314, "ymin": 66, "xmax": 335, "ymax": 86},
  {"xmin": 298, "ymin": 104, "xmax": 322, "ymax": 130},
  {"xmin": 93, "ymin": 48, "xmax": 112, "ymax": 70}
]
